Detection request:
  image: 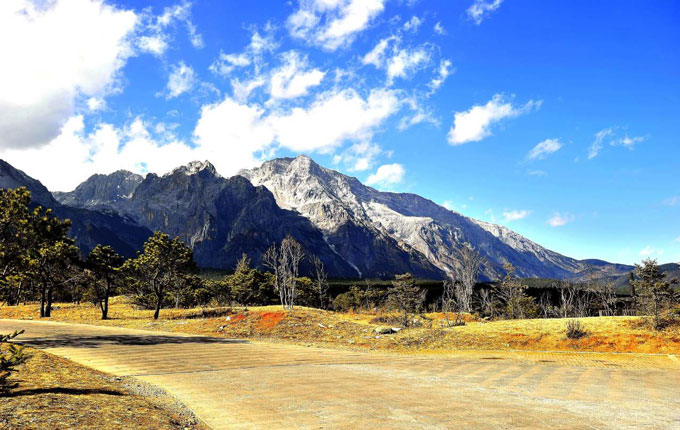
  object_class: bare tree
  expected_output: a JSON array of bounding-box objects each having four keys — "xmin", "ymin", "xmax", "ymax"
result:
[
  {"xmin": 452, "ymin": 243, "xmax": 485, "ymax": 313},
  {"xmin": 441, "ymin": 278, "xmax": 465, "ymax": 327},
  {"xmin": 478, "ymin": 287, "xmax": 495, "ymax": 318},
  {"xmin": 596, "ymin": 280, "xmax": 617, "ymax": 316},
  {"xmin": 263, "ymin": 244, "xmax": 281, "ymax": 303},
  {"xmin": 538, "ymin": 291, "xmax": 554, "ymax": 318},
  {"xmin": 311, "ymin": 255, "xmax": 329, "ymax": 309},
  {"xmin": 264, "ymin": 236, "xmax": 304, "ymax": 310},
  {"xmin": 558, "ymin": 281, "xmax": 577, "ymax": 318}
]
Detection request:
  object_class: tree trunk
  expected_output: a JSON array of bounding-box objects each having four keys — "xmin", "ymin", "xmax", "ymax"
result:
[
  {"xmin": 45, "ymin": 286, "xmax": 53, "ymax": 317},
  {"xmin": 40, "ymin": 284, "xmax": 46, "ymax": 317},
  {"xmin": 154, "ymin": 292, "xmax": 162, "ymax": 320},
  {"xmin": 102, "ymin": 294, "xmax": 109, "ymax": 320}
]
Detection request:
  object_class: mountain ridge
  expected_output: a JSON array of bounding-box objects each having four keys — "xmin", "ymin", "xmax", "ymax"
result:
[{"xmin": 9, "ymin": 155, "xmax": 635, "ymax": 279}]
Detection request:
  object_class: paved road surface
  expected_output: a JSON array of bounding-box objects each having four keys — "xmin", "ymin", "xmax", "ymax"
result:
[{"xmin": 2, "ymin": 319, "xmax": 679, "ymax": 430}]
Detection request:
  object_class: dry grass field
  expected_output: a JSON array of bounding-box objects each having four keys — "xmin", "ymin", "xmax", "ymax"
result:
[
  {"xmin": 0, "ymin": 343, "xmax": 207, "ymax": 430},
  {"xmin": 2, "ymin": 297, "xmax": 678, "ymax": 355}
]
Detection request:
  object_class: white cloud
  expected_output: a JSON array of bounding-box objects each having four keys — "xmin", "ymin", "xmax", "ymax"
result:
[
  {"xmin": 588, "ymin": 128, "xmax": 645, "ymax": 159},
  {"xmin": 503, "ymin": 209, "xmax": 531, "ymax": 221},
  {"xmin": 231, "ymin": 77, "xmax": 266, "ymax": 102},
  {"xmin": 613, "ymin": 135, "xmax": 645, "ymax": 149},
  {"xmin": 366, "ymin": 163, "xmax": 405, "ymax": 187},
  {"xmin": 442, "ymin": 200, "xmax": 454, "ymax": 210},
  {"xmin": 387, "ymin": 47, "xmax": 431, "ymax": 82},
  {"xmin": 403, "ymin": 16, "xmax": 423, "ymax": 32},
  {"xmin": 428, "ymin": 59, "xmax": 453, "ymax": 92},
  {"xmin": 209, "ymin": 30, "xmax": 276, "ymax": 77},
  {"xmin": 528, "ymin": 138, "xmax": 562, "ymax": 160},
  {"xmin": 363, "ymin": 37, "xmax": 432, "ymax": 83},
  {"xmin": 433, "ymin": 22, "xmax": 446, "ymax": 35},
  {"xmin": 136, "ymin": 35, "xmax": 168, "ymax": 56},
  {"xmin": 2, "ymin": 115, "xmax": 196, "ymax": 191},
  {"xmin": 588, "ymin": 128, "xmax": 614, "ymax": 160},
  {"xmin": 467, "ymin": 0, "xmax": 503, "ymax": 25},
  {"xmin": 333, "ymin": 142, "xmax": 383, "ymax": 171},
  {"xmin": 547, "ymin": 212, "xmax": 574, "ymax": 227},
  {"xmin": 0, "ymin": 0, "xmax": 138, "ymax": 150},
  {"xmin": 362, "ymin": 37, "xmax": 394, "ymax": 67},
  {"xmin": 447, "ymin": 94, "xmax": 541, "ymax": 145},
  {"xmin": 287, "ymin": 0, "xmax": 386, "ymax": 50},
  {"xmin": 166, "ymin": 62, "xmax": 196, "ymax": 99},
  {"xmin": 271, "ymin": 88, "xmax": 400, "ymax": 153},
  {"xmin": 87, "ymin": 97, "xmax": 106, "ymax": 112},
  {"xmin": 640, "ymin": 246, "xmax": 663, "ymax": 257},
  {"xmin": 135, "ymin": 2, "xmax": 203, "ymax": 55},
  {"xmin": 269, "ymin": 52, "xmax": 325, "ymax": 100},
  {"xmin": 663, "ymin": 196, "xmax": 679, "ymax": 207},
  {"xmin": 527, "ymin": 170, "xmax": 547, "ymax": 177}
]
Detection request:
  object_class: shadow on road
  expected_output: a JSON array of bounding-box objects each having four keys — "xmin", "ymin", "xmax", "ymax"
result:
[
  {"xmin": 15, "ymin": 334, "xmax": 248, "ymax": 349},
  {"xmin": 3, "ymin": 387, "xmax": 124, "ymax": 397}
]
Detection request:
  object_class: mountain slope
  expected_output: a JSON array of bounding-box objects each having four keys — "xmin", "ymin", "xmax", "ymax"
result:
[
  {"xmin": 0, "ymin": 160, "xmax": 151, "ymax": 258},
  {"xmin": 84, "ymin": 161, "xmax": 359, "ymax": 276},
  {"xmin": 54, "ymin": 170, "xmax": 143, "ymax": 210},
  {"xmin": 240, "ymin": 155, "xmax": 630, "ymax": 280}
]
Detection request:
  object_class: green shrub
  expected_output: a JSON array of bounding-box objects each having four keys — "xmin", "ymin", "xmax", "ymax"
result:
[{"xmin": 1, "ymin": 330, "xmax": 31, "ymax": 394}]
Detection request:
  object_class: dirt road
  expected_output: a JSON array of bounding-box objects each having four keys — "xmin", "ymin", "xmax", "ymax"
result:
[{"xmin": 2, "ymin": 319, "xmax": 678, "ymax": 430}]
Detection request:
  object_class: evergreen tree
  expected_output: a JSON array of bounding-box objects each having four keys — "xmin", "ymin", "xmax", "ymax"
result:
[
  {"xmin": 387, "ymin": 273, "xmax": 425, "ymax": 326},
  {"xmin": 632, "ymin": 258, "xmax": 678, "ymax": 329},
  {"xmin": 87, "ymin": 245, "xmax": 124, "ymax": 319}
]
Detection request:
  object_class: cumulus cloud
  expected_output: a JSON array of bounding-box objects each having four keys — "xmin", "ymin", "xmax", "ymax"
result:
[
  {"xmin": 547, "ymin": 212, "xmax": 574, "ymax": 227},
  {"xmin": 269, "ymin": 52, "xmax": 325, "ymax": 100},
  {"xmin": 2, "ymin": 115, "xmax": 197, "ymax": 191},
  {"xmin": 467, "ymin": 0, "xmax": 503, "ymax": 25},
  {"xmin": 433, "ymin": 22, "xmax": 446, "ymax": 35},
  {"xmin": 165, "ymin": 62, "xmax": 196, "ymax": 99},
  {"xmin": 287, "ymin": 0, "xmax": 386, "ymax": 50},
  {"xmin": 528, "ymin": 138, "xmax": 562, "ymax": 160},
  {"xmin": 447, "ymin": 94, "xmax": 541, "ymax": 145},
  {"xmin": 503, "ymin": 209, "xmax": 531, "ymax": 221},
  {"xmin": 270, "ymin": 88, "xmax": 400, "ymax": 153},
  {"xmin": 366, "ymin": 163, "xmax": 405, "ymax": 188},
  {"xmin": 0, "ymin": 0, "xmax": 138, "ymax": 150}
]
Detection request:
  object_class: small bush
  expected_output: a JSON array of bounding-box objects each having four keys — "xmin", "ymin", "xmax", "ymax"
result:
[
  {"xmin": 565, "ymin": 320, "xmax": 588, "ymax": 339},
  {"xmin": 1, "ymin": 330, "xmax": 31, "ymax": 394}
]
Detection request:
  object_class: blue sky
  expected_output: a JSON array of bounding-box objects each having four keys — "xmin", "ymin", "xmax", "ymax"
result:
[{"xmin": 0, "ymin": 0, "xmax": 678, "ymax": 265}]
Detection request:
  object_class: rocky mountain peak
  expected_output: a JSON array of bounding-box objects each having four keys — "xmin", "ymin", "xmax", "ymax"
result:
[{"xmin": 168, "ymin": 160, "xmax": 219, "ymax": 177}]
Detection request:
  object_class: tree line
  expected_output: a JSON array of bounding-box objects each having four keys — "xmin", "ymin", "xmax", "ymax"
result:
[{"xmin": 1, "ymin": 188, "xmax": 677, "ymax": 329}]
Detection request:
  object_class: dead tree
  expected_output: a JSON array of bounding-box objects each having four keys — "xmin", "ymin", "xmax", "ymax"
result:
[
  {"xmin": 558, "ymin": 281, "xmax": 577, "ymax": 318},
  {"xmin": 264, "ymin": 235, "xmax": 304, "ymax": 310},
  {"xmin": 311, "ymin": 255, "xmax": 329, "ymax": 309},
  {"xmin": 452, "ymin": 243, "xmax": 485, "ymax": 313}
]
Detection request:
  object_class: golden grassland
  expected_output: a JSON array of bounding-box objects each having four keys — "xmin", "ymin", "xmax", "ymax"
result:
[
  {"xmin": 2, "ymin": 297, "xmax": 679, "ymax": 355},
  {"xmin": 0, "ymin": 344, "xmax": 207, "ymax": 430}
]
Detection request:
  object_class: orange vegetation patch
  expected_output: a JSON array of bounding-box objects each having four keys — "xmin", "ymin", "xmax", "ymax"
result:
[
  {"xmin": 227, "ymin": 314, "xmax": 246, "ymax": 324},
  {"xmin": 257, "ymin": 311, "xmax": 285, "ymax": 330}
]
